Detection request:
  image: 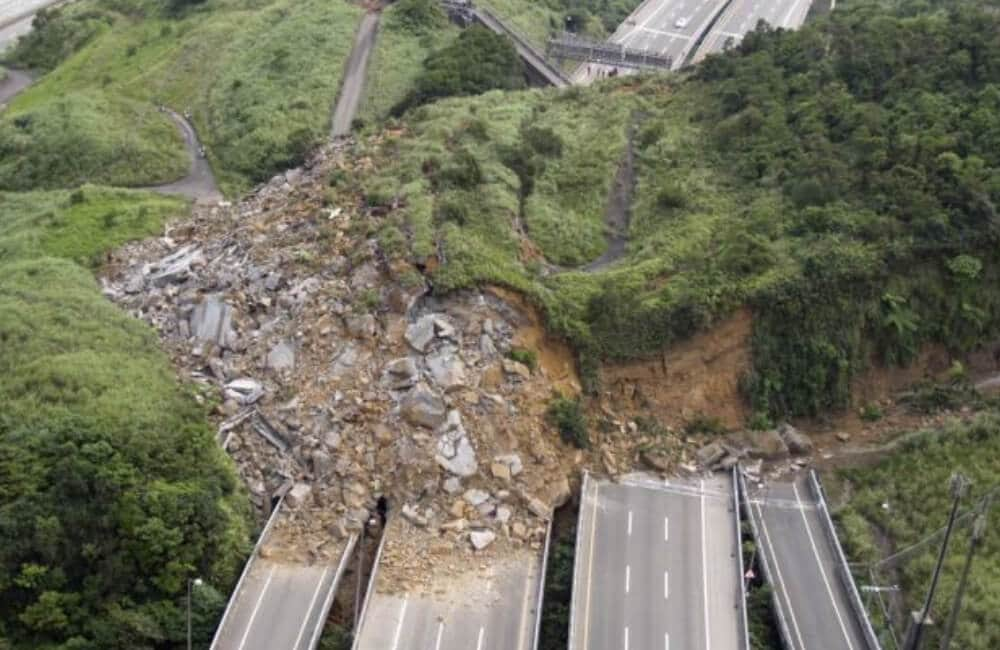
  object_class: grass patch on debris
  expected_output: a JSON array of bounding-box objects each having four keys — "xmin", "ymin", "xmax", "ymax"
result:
[
  {"xmin": 835, "ymin": 413, "xmax": 1000, "ymax": 650},
  {"xmin": 6, "ymin": 0, "xmax": 365, "ymax": 195},
  {"xmin": 0, "ymin": 188, "xmax": 252, "ymax": 649}
]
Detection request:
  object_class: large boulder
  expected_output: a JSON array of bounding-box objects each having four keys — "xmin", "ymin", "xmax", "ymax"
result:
[
  {"xmin": 190, "ymin": 295, "xmax": 235, "ymax": 347},
  {"xmin": 405, "ymin": 315, "xmax": 436, "ymax": 352},
  {"xmin": 426, "ymin": 346, "xmax": 468, "ymax": 392},
  {"xmin": 778, "ymin": 423, "xmax": 813, "ymax": 455},
  {"xmin": 400, "ymin": 383, "xmax": 447, "ymax": 429},
  {"xmin": 267, "ymin": 339, "xmax": 296, "ymax": 371}
]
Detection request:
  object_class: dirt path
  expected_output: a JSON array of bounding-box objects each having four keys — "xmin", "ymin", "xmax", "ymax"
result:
[
  {"xmin": 581, "ymin": 124, "xmax": 636, "ymax": 272},
  {"xmin": 0, "ymin": 67, "xmax": 31, "ymax": 104},
  {"xmin": 145, "ymin": 108, "xmax": 223, "ymax": 204},
  {"xmin": 331, "ymin": 11, "xmax": 380, "ymax": 137}
]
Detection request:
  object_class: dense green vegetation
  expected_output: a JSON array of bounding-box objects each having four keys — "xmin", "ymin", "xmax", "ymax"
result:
[
  {"xmin": 6, "ymin": 0, "xmax": 364, "ymax": 195},
  {"xmin": 359, "ymin": 0, "xmax": 459, "ymax": 124},
  {"xmin": 354, "ymin": 1, "xmax": 1000, "ymax": 417},
  {"xmin": 836, "ymin": 413, "xmax": 1000, "ymax": 650},
  {"xmin": 0, "ymin": 188, "xmax": 251, "ymax": 649},
  {"xmin": 537, "ymin": 521, "xmax": 575, "ymax": 650},
  {"xmin": 396, "ymin": 25, "xmax": 526, "ymax": 114}
]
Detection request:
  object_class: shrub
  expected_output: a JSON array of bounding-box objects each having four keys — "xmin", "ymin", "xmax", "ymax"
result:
[
  {"xmin": 507, "ymin": 347, "xmax": 537, "ymax": 371},
  {"xmin": 684, "ymin": 412, "xmax": 728, "ymax": 436},
  {"xmin": 547, "ymin": 395, "xmax": 589, "ymax": 449}
]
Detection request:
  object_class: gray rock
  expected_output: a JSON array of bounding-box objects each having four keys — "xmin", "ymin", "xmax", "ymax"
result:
[
  {"xmin": 346, "ymin": 313, "xmax": 377, "ymax": 339},
  {"xmin": 400, "ymin": 384, "xmax": 447, "ymax": 429},
  {"xmin": 330, "ymin": 342, "xmax": 364, "ymax": 379},
  {"xmin": 502, "ymin": 359, "xmax": 531, "ymax": 380},
  {"xmin": 384, "ymin": 357, "xmax": 419, "ymax": 390},
  {"xmin": 469, "ymin": 529, "xmax": 496, "ymax": 551},
  {"xmin": 311, "ymin": 450, "xmax": 332, "ymax": 478},
  {"xmin": 442, "ymin": 477, "xmax": 463, "ymax": 494},
  {"xmin": 436, "ymin": 435, "xmax": 477, "ymax": 477},
  {"xmin": 267, "ymin": 340, "xmax": 296, "ymax": 371},
  {"xmin": 190, "ymin": 295, "xmax": 234, "ymax": 347},
  {"xmin": 493, "ymin": 453, "xmax": 523, "ymax": 477},
  {"xmin": 426, "ymin": 347, "xmax": 468, "ymax": 392},
  {"xmin": 225, "ymin": 378, "xmax": 264, "ymax": 405},
  {"xmin": 479, "ymin": 334, "xmax": 497, "ymax": 357},
  {"xmin": 350, "ymin": 262, "xmax": 381, "ymax": 290},
  {"xmin": 286, "ymin": 482, "xmax": 312, "ymax": 508},
  {"xmin": 405, "ymin": 315, "xmax": 436, "ymax": 352},
  {"xmin": 433, "ymin": 317, "xmax": 456, "ymax": 339},
  {"xmin": 324, "ymin": 430, "xmax": 342, "ymax": 449},
  {"xmin": 778, "ymin": 423, "xmax": 814, "ymax": 455},
  {"xmin": 495, "ymin": 506, "xmax": 512, "ymax": 525},
  {"xmin": 402, "ymin": 503, "xmax": 428, "ymax": 527},
  {"xmin": 463, "ymin": 489, "xmax": 490, "ymax": 506},
  {"xmin": 149, "ymin": 245, "xmax": 204, "ymax": 286},
  {"xmin": 696, "ymin": 441, "xmax": 727, "ymax": 467},
  {"xmin": 744, "ymin": 430, "xmax": 789, "ymax": 460}
]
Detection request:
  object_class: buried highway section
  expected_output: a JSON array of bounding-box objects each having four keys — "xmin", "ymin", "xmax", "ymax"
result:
[
  {"xmin": 352, "ymin": 515, "xmax": 548, "ymax": 650},
  {"xmin": 210, "ymin": 499, "xmax": 358, "ymax": 650},
  {"xmin": 570, "ymin": 471, "xmax": 747, "ymax": 650}
]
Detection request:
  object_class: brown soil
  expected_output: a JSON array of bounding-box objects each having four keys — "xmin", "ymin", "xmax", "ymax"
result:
[
  {"xmin": 599, "ymin": 308, "xmax": 753, "ymax": 429},
  {"xmin": 486, "ymin": 286, "xmax": 581, "ymax": 396}
]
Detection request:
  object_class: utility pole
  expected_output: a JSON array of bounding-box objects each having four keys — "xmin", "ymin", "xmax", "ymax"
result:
[
  {"xmin": 903, "ymin": 473, "xmax": 969, "ymax": 650},
  {"xmin": 187, "ymin": 577, "xmax": 202, "ymax": 650},
  {"xmin": 939, "ymin": 496, "xmax": 991, "ymax": 650}
]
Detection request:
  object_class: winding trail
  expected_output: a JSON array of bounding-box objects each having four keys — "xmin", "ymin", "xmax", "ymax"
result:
[
  {"xmin": 582, "ymin": 128, "xmax": 636, "ymax": 272},
  {"xmin": 145, "ymin": 108, "xmax": 223, "ymax": 204},
  {"xmin": 331, "ymin": 11, "xmax": 380, "ymax": 137},
  {"xmin": 0, "ymin": 67, "xmax": 31, "ymax": 104}
]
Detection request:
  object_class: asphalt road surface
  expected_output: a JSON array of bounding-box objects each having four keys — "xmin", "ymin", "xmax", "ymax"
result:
[
  {"xmin": 331, "ymin": 12, "xmax": 378, "ymax": 137},
  {"xmin": 146, "ymin": 109, "xmax": 223, "ymax": 203},
  {"xmin": 692, "ymin": 0, "xmax": 814, "ymax": 63},
  {"xmin": 354, "ymin": 542, "xmax": 543, "ymax": 650},
  {"xmin": 0, "ymin": 67, "xmax": 31, "ymax": 104},
  {"xmin": 212, "ymin": 553, "xmax": 353, "ymax": 650},
  {"xmin": 570, "ymin": 472, "xmax": 743, "ymax": 650},
  {"xmin": 0, "ymin": 0, "xmax": 67, "ymax": 54},
  {"xmin": 611, "ymin": 0, "xmax": 729, "ymax": 70},
  {"xmin": 747, "ymin": 476, "xmax": 869, "ymax": 650}
]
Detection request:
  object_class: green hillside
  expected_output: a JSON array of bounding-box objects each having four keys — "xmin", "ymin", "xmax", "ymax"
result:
[
  {"xmin": 0, "ymin": 188, "xmax": 251, "ymax": 650},
  {"xmin": 5, "ymin": 0, "xmax": 365, "ymax": 195}
]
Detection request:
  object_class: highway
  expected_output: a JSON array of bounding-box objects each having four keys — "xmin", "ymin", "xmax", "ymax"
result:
[
  {"xmin": 747, "ymin": 475, "xmax": 870, "ymax": 650},
  {"xmin": 569, "ymin": 472, "xmax": 744, "ymax": 650},
  {"xmin": 692, "ymin": 0, "xmax": 814, "ymax": 63},
  {"xmin": 598, "ymin": 0, "xmax": 730, "ymax": 73},
  {"xmin": 210, "ymin": 501, "xmax": 357, "ymax": 650},
  {"xmin": 0, "ymin": 0, "xmax": 66, "ymax": 52},
  {"xmin": 353, "ymin": 519, "xmax": 545, "ymax": 650}
]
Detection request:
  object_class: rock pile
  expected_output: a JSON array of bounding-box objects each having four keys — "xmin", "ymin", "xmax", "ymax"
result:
[{"xmin": 103, "ymin": 142, "xmax": 572, "ymax": 567}]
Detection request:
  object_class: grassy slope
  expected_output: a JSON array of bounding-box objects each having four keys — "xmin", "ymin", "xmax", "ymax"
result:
[
  {"xmin": 0, "ymin": 188, "xmax": 250, "ymax": 648},
  {"xmin": 835, "ymin": 414, "xmax": 1000, "ymax": 649},
  {"xmin": 358, "ymin": 3, "xmax": 460, "ymax": 124},
  {"xmin": 8, "ymin": 0, "xmax": 365, "ymax": 195}
]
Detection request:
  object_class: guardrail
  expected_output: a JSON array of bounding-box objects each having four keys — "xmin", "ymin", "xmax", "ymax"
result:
[
  {"xmin": 305, "ymin": 534, "xmax": 359, "ymax": 650},
  {"xmin": 349, "ymin": 517, "xmax": 391, "ymax": 650},
  {"xmin": 732, "ymin": 466, "xmax": 751, "ymax": 650},
  {"xmin": 465, "ymin": 1, "xmax": 571, "ymax": 87},
  {"xmin": 566, "ymin": 470, "xmax": 592, "ymax": 650},
  {"xmin": 209, "ymin": 496, "xmax": 285, "ymax": 650},
  {"xmin": 737, "ymin": 467, "xmax": 796, "ymax": 650},
  {"xmin": 808, "ymin": 470, "xmax": 883, "ymax": 650},
  {"xmin": 532, "ymin": 515, "xmax": 554, "ymax": 650}
]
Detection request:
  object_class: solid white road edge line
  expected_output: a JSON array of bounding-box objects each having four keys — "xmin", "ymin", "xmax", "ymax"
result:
[
  {"xmin": 236, "ymin": 565, "xmax": 276, "ymax": 650},
  {"xmin": 754, "ymin": 502, "xmax": 806, "ymax": 650},
  {"xmin": 793, "ymin": 482, "xmax": 857, "ymax": 650},
  {"xmin": 291, "ymin": 566, "xmax": 330, "ymax": 650},
  {"xmin": 390, "ymin": 598, "xmax": 408, "ymax": 650},
  {"xmin": 701, "ymin": 480, "xmax": 711, "ymax": 650}
]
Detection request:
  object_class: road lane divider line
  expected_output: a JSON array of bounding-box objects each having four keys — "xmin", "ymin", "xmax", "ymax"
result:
[
  {"xmin": 665, "ymin": 632, "xmax": 670, "ymax": 650},
  {"xmin": 236, "ymin": 565, "xmax": 276, "ymax": 650},
  {"xmin": 291, "ymin": 566, "xmax": 330, "ymax": 650},
  {"xmin": 664, "ymin": 571, "xmax": 669, "ymax": 600},
  {"xmin": 582, "ymin": 481, "xmax": 600, "ymax": 649},
  {"xmin": 701, "ymin": 479, "xmax": 711, "ymax": 650},
  {"xmin": 628, "ymin": 510, "xmax": 633, "ymax": 536},
  {"xmin": 476, "ymin": 626, "xmax": 485, "ymax": 650},
  {"xmin": 664, "ymin": 517, "xmax": 669, "ymax": 542},
  {"xmin": 754, "ymin": 502, "xmax": 806, "ymax": 650},
  {"xmin": 624, "ymin": 626, "xmax": 630, "ymax": 650},
  {"xmin": 625, "ymin": 564, "xmax": 631, "ymax": 594},
  {"xmin": 434, "ymin": 622, "xmax": 444, "ymax": 650},
  {"xmin": 792, "ymin": 482, "xmax": 856, "ymax": 650},
  {"xmin": 390, "ymin": 598, "xmax": 408, "ymax": 650}
]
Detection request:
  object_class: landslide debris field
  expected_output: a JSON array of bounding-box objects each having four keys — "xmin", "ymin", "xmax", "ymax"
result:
[{"xmin": 5, "ymin": 0, "xmax": 1000, "ymax": 649}]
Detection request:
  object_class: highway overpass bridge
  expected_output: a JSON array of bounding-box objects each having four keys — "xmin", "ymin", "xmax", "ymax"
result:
[
  {"xmin": 209, "ymin": 499, "xmax": 358, "ymax": 650},
  {"xmin": 743, "ymin": 469, "xmax": 882, "ymax": 650},
  {"xmin": 569, "ymin": 471, "xmax": 750, "ymax": 650}
]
